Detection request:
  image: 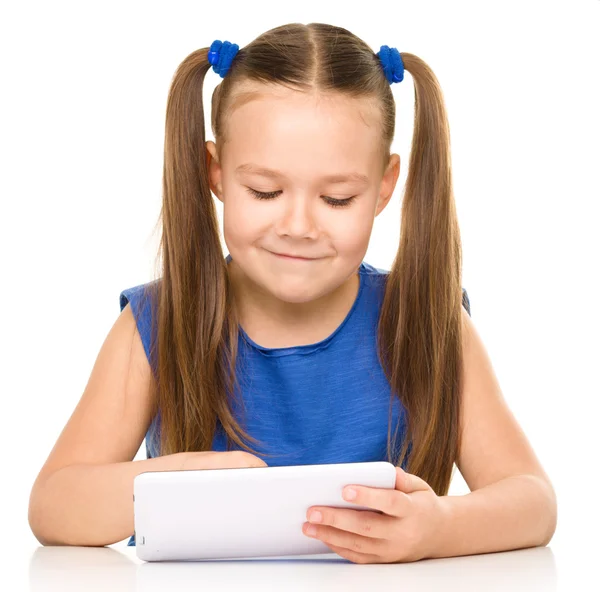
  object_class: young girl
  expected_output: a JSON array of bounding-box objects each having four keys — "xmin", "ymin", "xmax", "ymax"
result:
[{"xmin": 28, "ymin": 22, "xmax": 556, "ymax": 564}]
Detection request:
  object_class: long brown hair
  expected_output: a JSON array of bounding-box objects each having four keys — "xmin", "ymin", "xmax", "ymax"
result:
[{"xmin": 138, "ymin": 22, "xmax": 466, "ymax": 496}]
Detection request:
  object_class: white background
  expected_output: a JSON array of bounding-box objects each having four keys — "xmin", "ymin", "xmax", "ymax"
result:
[{"xmin": 1, "ymin": 0, "xmax": 598, "ymax": 589}]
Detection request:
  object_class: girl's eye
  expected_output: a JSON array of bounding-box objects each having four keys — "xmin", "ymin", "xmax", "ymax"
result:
[{"xmin": 246, "ymin": 187, "xmax": 356, "ymax": 208}]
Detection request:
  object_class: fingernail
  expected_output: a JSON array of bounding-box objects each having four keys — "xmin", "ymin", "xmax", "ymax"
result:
[
  {"xmin": 344, "ymin": 487, "xmax": 357, "ymax": 500},
  {"xmin": 309, "ymin": 511, "xmax": 322, "ymax": 523}
]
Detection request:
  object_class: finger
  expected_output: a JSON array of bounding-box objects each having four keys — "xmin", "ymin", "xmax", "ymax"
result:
[
  {"xmin": 342, "ymin": 483, "xmax": 412, "ymax": 517},
  {"xmin": 326, "ymin": 542, "xmax": 382, "ymax": 564},
  {"xmin": 303, "ymin": 522, "xmax": 385, "ymax": 558},
  {"xmin": 306, "ymin": 506, "xmax": 389, "ymax": 539},
  {"xmin": 394, "ymin": 466, "xmax": 434, "ymax": 494}
]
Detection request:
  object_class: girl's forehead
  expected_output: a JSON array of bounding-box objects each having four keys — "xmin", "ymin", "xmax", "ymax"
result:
[
  {"xmin": 225, "ymin": 86, "xmax": 381, "ymax": 138},
  {"xmin": 228, "ymin": 83, "xmax": 377, "ymax": 113},
  {"xmin": 219, "ymin": 84, "xmax": 385, "ymax": 170}
]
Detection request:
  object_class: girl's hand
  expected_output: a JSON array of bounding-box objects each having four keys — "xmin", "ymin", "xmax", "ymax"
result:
[
  {"xmin": 176, "ymin": 450, "xmax": 268, "ymax": 470},
  {"xmin": 302, "ymin": 466, "xmax": 446, "ymax": 564}
]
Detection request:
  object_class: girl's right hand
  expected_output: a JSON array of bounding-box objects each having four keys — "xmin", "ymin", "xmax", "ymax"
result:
[{"xmin": 175, "ymin": 450, "xmax": 268, "ymax": 471}]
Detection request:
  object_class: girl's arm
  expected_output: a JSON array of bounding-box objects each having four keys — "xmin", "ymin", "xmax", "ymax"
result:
[
  {"xmin": 28, "ymin": 303, "xmax": 161, "ymax": 546},
  {"xmin": 432, "ymin": 474, "xmax": 556, "ymax": 558},
  {"xmin": 29, "ymin": 453, "xmax": 183, "ymax": 547},
  {"xmin": 431, "ymin": 308, "xmax": 557, "ymax": 558}
]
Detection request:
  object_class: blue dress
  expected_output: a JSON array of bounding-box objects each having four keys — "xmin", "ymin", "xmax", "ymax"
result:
[{"xmin": 119, "ymin": 256, "xmax": 471, "ymax": 546}]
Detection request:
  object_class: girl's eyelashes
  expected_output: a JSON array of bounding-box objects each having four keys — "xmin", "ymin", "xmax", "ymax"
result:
[{"xmin": 245, "ymin": 187, "xmax": 357, "ymax": 208}]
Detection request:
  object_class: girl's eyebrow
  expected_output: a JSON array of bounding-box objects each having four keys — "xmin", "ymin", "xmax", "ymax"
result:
[{"xmin": 235, "ymin": 163, "xmax": 369, "ymax": 185}]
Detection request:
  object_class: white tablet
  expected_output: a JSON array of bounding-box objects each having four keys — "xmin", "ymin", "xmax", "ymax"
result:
[{"xmin": 133, "ymin": 460, "xmax": 397, "ymax": 561}]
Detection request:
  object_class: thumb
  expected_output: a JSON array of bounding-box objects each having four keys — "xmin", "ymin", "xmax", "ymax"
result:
[{"xmin": 394, "ymin": 466, "xmax": 434, "ymax": 493}]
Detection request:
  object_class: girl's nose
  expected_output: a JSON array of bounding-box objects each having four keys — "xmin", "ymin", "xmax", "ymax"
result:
[{"xmin": 275, "ymin": 196, "xmax": 320, "ymax": 239}]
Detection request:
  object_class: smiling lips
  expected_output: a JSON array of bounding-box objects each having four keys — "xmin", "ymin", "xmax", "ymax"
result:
[{"xmin": 271, "ymin": 251, "xmax": 319, "ymax": 261}]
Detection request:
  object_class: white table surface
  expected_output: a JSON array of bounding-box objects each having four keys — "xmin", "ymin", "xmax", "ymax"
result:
[{"xmin": 10, "ymin": 539, "xmax": 594, "ymax": 591}]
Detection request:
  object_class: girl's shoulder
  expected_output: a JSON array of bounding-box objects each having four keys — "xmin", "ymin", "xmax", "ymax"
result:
[
  {"xmin": 119, "ymin": 278, "xmax": 160, "ymax": 314},
  {"xmin": 360, "ymin": 260, "xmax": 390, "ymax": 277},
  {"xmin": 360, "ymin": 260, "xmax": 471, "ymax": 317},
  {"xmin": 119, "ymin": 279, "xmax": 161, "ymax": 365}
]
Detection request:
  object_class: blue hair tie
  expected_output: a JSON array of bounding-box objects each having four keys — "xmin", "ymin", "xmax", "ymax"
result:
[
  {"xmin": 207, "ymin": 39, "xmax": 404, "ymax": 85},
  {"xmin": 208, "ymin": 39, "xmax": 240, "ymax": 78},
  {"xmin": 377, "ymin": 45, "xmax": 404, "ymax": 84}
]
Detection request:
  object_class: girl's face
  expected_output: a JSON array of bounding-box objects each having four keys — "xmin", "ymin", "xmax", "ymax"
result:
[{"xmin": 207, "ymin": 84, "xmax": 400, "ymax": 307}]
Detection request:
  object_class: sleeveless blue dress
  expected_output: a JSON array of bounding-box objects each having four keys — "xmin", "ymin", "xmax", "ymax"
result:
[{"xmin": 119, "ymin": 256, "xmax": 471, "ymax": 546}]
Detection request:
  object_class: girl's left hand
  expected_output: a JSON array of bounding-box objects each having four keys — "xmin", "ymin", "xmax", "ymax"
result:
[{"xmin": 302, "ymin": 466, "xmax": 446, "ymax": 564}]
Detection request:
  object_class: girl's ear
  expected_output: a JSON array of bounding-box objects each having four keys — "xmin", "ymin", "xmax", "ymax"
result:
[
  {"xmin": 206, "ymin": 140, "xmax": 223, "ymax": 201},
  {"xmin": 375, "ymin": 153, "xmax": 401, "ymax": 217}
]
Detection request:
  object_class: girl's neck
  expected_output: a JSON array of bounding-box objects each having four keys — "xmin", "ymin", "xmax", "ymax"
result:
[{"xmin": 227, "ymin": 259, "xmax": 360, "ymax": 349}]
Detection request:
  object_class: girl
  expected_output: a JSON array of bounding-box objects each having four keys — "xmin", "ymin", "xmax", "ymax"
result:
[{"xmin": 28, "ymin": 22, "xmax": 556, "ymax": 564}]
